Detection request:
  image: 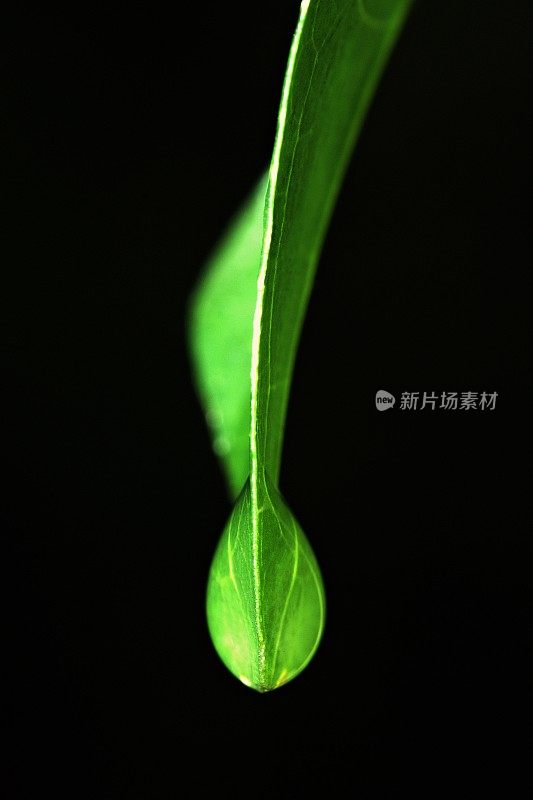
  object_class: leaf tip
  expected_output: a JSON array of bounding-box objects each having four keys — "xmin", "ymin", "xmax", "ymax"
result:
[{"xmin": 206, "ymin": 478, "xmax": 326, "ymax": 692}]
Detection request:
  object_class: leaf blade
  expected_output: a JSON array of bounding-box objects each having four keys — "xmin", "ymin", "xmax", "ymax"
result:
[
  {"xmin": 206, "ymin": 475, "xmax": 325, "ymax": 691},
  {"xmin": 252, "ymin": 0, "xmax": 413, "ymax": 486},
  {"xmin": 188, "ymin": 176, "xmax": 267, "ymax": 498},
  {"xmin": 191, "ymin": 0, "xmax": 412, "ymax": 690}
]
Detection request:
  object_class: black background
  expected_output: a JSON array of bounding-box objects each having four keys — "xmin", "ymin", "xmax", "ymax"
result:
[{"xmin": 3, "ymin": 1, "xmax": 532, "ymax": 795}]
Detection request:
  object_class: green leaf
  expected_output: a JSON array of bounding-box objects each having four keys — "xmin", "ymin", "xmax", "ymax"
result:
[
  {"xmin": 189, "ymin": 0, "xmax": 412, "ymax": 691},
  {"xmin": 188, "ymin": 175, "xmax": 267, "ymax": 498},
  {"xmin": 206, "ymin": 474, "xmax": 325, "ymax": 691}
]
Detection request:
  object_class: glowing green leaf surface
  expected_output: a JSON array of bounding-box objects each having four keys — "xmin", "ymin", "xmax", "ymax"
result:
[
  {"xmin": 189, "ymin": 0, "xmax": 412, "ymax": 691},
  {"xmin": 189, "ymin": 176, "xmax": 267, "ymax": 498},
  {"xmin": 206, "ymin": 473, "xmax": 324, "ymax": 691}
]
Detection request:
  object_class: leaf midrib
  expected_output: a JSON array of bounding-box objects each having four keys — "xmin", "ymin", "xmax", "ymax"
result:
[{"xmin": 249, "ymin": 0, "xmax": 311, "ymax": 689}]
